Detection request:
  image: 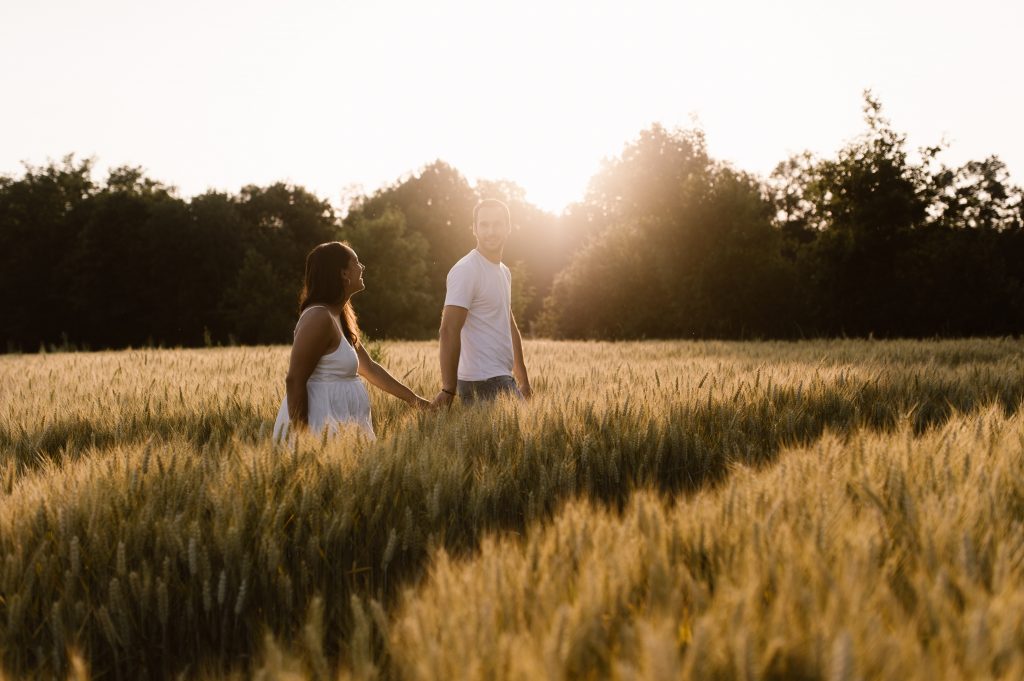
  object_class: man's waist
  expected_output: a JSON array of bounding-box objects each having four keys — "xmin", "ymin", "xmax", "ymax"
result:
[
  {"xmin": 457, "ymin": 374, "xmax": 514, "ymax": 385},
  {"xmin": 457, "ymin": 361, "xmax": 514, "ymax": 382}
]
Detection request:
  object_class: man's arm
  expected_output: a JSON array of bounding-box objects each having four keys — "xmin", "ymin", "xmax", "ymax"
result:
[
  {"xmin": 433, "ymin": 305, "xmax": 468, "ymax": 407},
  {"xmin": 510, "ymin": 312, "xmax": 532, "ymax": 398}
]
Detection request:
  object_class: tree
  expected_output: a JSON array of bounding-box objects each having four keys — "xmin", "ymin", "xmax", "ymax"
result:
[
  {"xmin": 236, "ymin": 183, "xmax": 339, "ymax": 279},
  {"xmin": 64, "ymin": 166, "xmax": 192, "ymax": 347},
  {"xmin": 539, "ymin": 125, "xmax": 797, "ymax": 339},
  {"xmin": 219, "ymin": 248, "xmax": 296, "ymax": 344},
  {"xmin": 185, "ymin": 192, "xmax": 250, "ymax": 343},
  {"xmin": 785, "ymin": 93, "xmax": 931, "ymax": 335},
  {"xmin": 341, "ymin": 208, "xmax": 433, "ymax": 339},
  {"xmin": 537, "ymin": 220, "xmax": 649, "ymax": 338},
  {"xmin": 0, "ymin": 156, "xmax": 95, "ymax": 349},
  {"xmin": 773, "ymin": 91, "xmax": 1024, "ymax": 337},
  {"xmin": 475, "ymin": 180, "xmax": 563, "ymax": 326},
  {"xmin": 928, "ymin": 156, "xmax": 1022, "ymax": 232},
  {"xmin": 344, "ymin": 164, "xmax": 570, "ymax": 336},
  {"xmin": 221, "ymin": 183, "xmax": 340, "ymax": 343}
]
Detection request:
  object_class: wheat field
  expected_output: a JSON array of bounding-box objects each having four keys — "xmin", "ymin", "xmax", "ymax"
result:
[{"xmin": 1, "ymin": 339, "xmax": 1023, "ymax": 680}]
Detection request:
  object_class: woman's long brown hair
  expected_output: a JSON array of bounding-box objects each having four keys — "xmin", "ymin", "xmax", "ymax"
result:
[{"xmin": 298, "ymin": 241, "xmax": 360, "ymax": 346}]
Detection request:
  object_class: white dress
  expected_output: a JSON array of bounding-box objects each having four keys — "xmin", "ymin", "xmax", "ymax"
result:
[{"xmin": 273, "ymin": 307, "xmax": 375, "ymax": 441}]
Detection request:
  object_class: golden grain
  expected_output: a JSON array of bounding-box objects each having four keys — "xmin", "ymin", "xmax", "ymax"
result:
[{"xmin": 0, "ymin": 339, "xmax": 1022, "ymax": 679}]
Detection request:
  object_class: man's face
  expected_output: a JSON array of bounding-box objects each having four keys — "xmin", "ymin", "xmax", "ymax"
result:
[{"xmin": 474, "ymin": 206, "xmax": 510, "ymax": 252}]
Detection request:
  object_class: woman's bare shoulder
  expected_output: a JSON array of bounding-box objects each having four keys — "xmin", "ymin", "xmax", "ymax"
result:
[{"xmin": 294, "ymin": 306, "xmax": 335, "ymax": 337}]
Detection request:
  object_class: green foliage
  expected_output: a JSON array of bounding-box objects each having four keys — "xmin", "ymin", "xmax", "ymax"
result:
[
  {"xmin": 776, "ymin": 92, "xmax": 1024, "ymax": 336},
  {"xmin": 342, "ymin": 162, "xmax": 477, "ymax": 327},
  {"xmin": 507, "ymin": 260, "xmax": 535, "ymax": 325},
  {"xmin": 0, "ymin": 155, "xmax": 96, "ymax": 346},
  {"xmin": 543, "ymin": 127, "xmax": 797, "ymax": 338},
  {"xmin": 536, "ymin": 92, "xmax": 1024, "ymax": 340},
  {"xmin": 477, "ymin": 179, "xmax": 572, "ymax": 324},
  {"xmin": 929, "ymin": 156, "xmax": 1022, "ymax": 232},
  {"xmin": 219, "ymin": 249, "xmax": 296, "ymax": 344},
  {"xmin": 1, "ymin": 92, "xmax": 1023, "ymax": 350},
  {"xmin": 341, "ymin": 166, "xmax": 573, "ymax": 338},
  {"xmin": 341, "ymin": 208, "xmax": 433, "ymax": 339},
  {"xmin": 0, "ymin": 167, "xmax": 338, "ymax": 350}
]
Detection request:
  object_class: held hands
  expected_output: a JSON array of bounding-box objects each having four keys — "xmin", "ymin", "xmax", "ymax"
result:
[
  {"xmin": 407, "ymin": 394, "xmax": 433, "ymax": 411},
  {"xmin": 431, "ymin": 389, "xmax": 456, "ymax": 409},
  {"xmin": 424, "ymin": 383, "xmax": 533, "ymax": 409}
]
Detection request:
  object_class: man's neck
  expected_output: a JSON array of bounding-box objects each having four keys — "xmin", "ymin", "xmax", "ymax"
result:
[{"xmin": 475, "ymin": 247, "xmax": 503, "ymax": 264}]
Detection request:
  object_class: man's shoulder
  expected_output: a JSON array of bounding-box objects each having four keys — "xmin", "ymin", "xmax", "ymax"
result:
[
  {"xmin": 449, "ymin": 250, "xmax": 481, "ymax": 275},
  {"xmin": 445, "ymin": 251, "xmax": 480, "ymax": 307}
]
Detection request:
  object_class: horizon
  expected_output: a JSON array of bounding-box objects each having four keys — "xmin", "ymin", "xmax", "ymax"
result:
[{"xmin": 2, "ymin": 0, "xmax": 1022, "ymax": 214}]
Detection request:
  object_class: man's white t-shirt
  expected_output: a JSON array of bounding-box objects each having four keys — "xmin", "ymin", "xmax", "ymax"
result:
[{"xmin": 444, "ymin": 249, "xmax": 514, "ymax": 381}]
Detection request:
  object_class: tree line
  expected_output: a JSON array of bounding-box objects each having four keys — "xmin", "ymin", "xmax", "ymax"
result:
[{"xmin": 1, "ymin": 93, "xmax": 1021, "ymax": 351}]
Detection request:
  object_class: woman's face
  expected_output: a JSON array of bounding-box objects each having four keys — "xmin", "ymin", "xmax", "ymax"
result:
[{"xmin": 343, "ymin": 251, "xmax": 365, "ymax": 296}]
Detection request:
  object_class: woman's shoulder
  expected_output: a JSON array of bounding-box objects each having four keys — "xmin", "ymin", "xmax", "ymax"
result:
[{"xmin": 295, "ymin": 306, "xmax": 337, "ymax": 335}]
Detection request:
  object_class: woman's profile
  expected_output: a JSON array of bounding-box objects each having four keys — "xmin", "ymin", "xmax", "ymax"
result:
[{"xmin": 273, "ymin": 241, "xmax": 429, "ymax": 441}]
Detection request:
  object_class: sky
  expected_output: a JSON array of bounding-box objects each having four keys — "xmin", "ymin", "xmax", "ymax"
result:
[{"xmin": 2, "ymin": 0, "xmax": 1022, "ymax": 214}]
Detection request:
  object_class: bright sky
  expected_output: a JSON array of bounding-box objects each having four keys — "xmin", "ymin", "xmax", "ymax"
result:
[{"xmin": 2, "ymin": 0, "xmax": 1022, "ymax": 214}]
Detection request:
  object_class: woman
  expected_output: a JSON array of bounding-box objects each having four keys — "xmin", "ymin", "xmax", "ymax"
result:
[{"xmin": 273, "ymin": 241, "xmax": 429, "ymax": 441}]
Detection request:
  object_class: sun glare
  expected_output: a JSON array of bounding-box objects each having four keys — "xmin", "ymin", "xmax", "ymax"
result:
[
  {"xmin": 492, "ymin": 154, "xmax": 599, "ymax": 215},
  {"xmin": 0, "ymin": 0, "xmax": 1021, "ymax": 215}
]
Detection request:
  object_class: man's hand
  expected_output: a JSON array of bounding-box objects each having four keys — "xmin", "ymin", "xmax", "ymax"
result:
[
  {"xmin": 432, "ymin": 390, "xmax": 455, "ymax": 409},
  {"xmin": 519, "ymin": 383, "xmax": 534, "ymax": 399}
]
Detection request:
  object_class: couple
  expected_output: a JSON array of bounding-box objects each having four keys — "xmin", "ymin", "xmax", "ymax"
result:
[{"xmin": 272, "ymin": 199, "xmax": 533, "ymax": 441}]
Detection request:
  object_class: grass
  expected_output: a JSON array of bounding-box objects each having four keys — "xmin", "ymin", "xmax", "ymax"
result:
[
  {"xmin": 0, "ymin": 338, "xmax": 1022, "ymax": 679},
  {"xmin": 389, "ymin": 409, "xmax": 1024, "ymax": 680}
]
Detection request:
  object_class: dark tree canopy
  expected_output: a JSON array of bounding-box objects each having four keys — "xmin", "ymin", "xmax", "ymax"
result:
[{"xmin": 1, "ymin": 93, "xmax": 1021, "ymax": 351}]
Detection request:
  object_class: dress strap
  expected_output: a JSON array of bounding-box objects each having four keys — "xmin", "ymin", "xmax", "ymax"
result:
[
  {"xmin": 294, "ymin": 305, "xmax": 329, "ymax": 334},
  {"xmin": 299, "ymin": 304, "xmax": 328, "ymax": 318}
]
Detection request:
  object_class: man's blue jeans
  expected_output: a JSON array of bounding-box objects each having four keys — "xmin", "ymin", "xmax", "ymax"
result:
[{"xmin": 457, "ymin": 375, "xmax": 523, "ymax": 404}]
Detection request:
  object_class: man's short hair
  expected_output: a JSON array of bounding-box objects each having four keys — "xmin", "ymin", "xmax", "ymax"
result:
[{"xmin": 472, "ymin": 199, "xmax": 511, "ymax": 230}]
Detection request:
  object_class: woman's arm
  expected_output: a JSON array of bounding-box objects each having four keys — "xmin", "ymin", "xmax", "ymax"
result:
[
  {"xmin": 355, "ymin": 343, "xmax": 429, "ymax": 409},
  {"xmin": 285, "ymin": 311, "xmax": 333, "ymax": 429}
]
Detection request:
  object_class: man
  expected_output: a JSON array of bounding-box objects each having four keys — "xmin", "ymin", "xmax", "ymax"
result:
[{"xmin": 432, "ymin": 198, "xmax": 533, "ymax": 406}]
